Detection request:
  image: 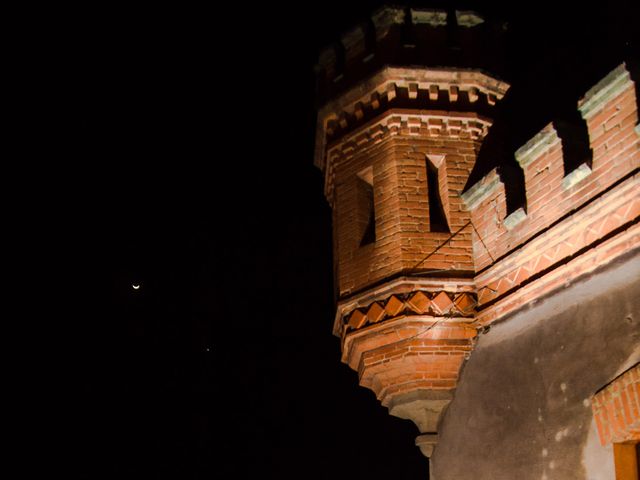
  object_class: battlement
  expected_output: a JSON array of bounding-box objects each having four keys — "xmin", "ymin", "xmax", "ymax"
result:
[
  {"xmin": 315, "ymin": 5, "xmax": 506, "ymax": 108},
  {"xmin": 312, "ymin": 6, "xmax": 639, "ymax": 468},
  {"xmin": 331, "ymin": 62, "xmax": 639, "ymax": 339},
  {"xmin": 461, "ymin": 63, "xmax": 639, "ymax": 325}
]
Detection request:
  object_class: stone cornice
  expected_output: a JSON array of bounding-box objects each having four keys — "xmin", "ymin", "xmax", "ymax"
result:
[
  {"xmin": 319, "ymin": 67, "xmax": 510, "ymax": 125},
  {"xmin": 314, "ymin": 66, "xmax": 510, "ymax": 174}
]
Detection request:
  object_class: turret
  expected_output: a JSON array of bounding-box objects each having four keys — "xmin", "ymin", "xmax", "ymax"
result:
[
  {"xmin": 314, "ymin": 5, "xmax": 640, "ymax": 473},
  {"xmin": 314, "ymin": 5, "xmax": 509, "ymax": 462}
]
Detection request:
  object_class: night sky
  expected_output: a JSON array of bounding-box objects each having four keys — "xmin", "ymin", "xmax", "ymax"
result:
[{"xmin": 68, "ymin": 1, "xmax": 637, "ymax": 478}]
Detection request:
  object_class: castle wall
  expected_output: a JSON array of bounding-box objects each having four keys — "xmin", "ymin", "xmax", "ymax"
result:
[
  {"xmin": 464, "ymin": 64, "xmax": 639, "ymax": 328},
  {"xmin": 431, "ymin": 251, "xmax": 640, "ymax": 480},
  {"xmin": 314, "ymin": 7, "xmax": 640, "ymax": 476}
]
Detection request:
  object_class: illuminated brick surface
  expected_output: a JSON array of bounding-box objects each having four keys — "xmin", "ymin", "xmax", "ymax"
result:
[{"xmin": 315, "ymin": 5, "xmax": 639, "ymax": 452}]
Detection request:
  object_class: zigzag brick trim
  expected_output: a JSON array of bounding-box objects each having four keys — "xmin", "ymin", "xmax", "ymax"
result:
[{"xmin": 475, "ymin": 172, "xmax": 640, "ymax": 313}]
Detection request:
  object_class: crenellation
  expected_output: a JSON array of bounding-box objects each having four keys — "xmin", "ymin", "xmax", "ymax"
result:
[
  {"xmin": 578, "ymin": 63, "xmax": 633, "ymax": 120},
  {"xmin": 412, "ymin": 9, "xmax": 447, "ymax": 26},
  {"xmin": 314, "ymin": 6, "xmax": 638, "ymax": 466},
  {"xmin": 514, "ymin": 123, "xmax": 560, "ymax": 168},
  {"xmin": 371, "ymin": 5, "xmax": 405, "ymax": 39},
  {"xmin": 460, "ymin": 64, "xmax": 638, "ymax": 297},
  {"xmin": 341, "ymin": 24, "xmax": 367, "ymax": 62},
  {"xmin": 561, "ymin": 162, "xmax": 592, "ymax": 189},
  {"xmin": 502, "ymin": 207, "xmax": 527, "ymax": 231},
  {"xmin": 455, "ymin": 10, "xmax": 485, "ymax": 27},
  {"xmin": 317, "ymin": 7, "xmax": 490, "ymax": 86},
  {"xmin": 460, "ymin": 167, "xmax": 502, "ymax": 210}
]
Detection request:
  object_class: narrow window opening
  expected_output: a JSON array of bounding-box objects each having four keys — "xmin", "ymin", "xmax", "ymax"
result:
[
  {"xmin": 333, "ymin": 41, "xmax": 346, "ymax": 82},
  {"xmin": 357, "ymin": 168, "xmax": 376, "ymax": 247},
  {"xmin": 426, "ymin": 159, "xmax": 449, "ymax": 233},
  {"xmin": 363, "ymin": 18, "xmax": 377, "ymax": 60},
  {"xmin": 445, "ymin": 7, "xmax": 461, "ymax": 51},
  {"xmin": 401, "ymin": 7, "xmax": 416, "ymax": 48}
]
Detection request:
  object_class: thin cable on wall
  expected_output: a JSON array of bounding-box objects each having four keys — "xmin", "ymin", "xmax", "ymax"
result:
[
  {"xmin": 410, "ymin": 220, "xmax": 472, "ymax": 271},
  {"xmin": 410, "ymin": 218, "xmax": 495, "ymax": 272},
  {"xmin": 397, "ymin": 317, "xmax": 444, "ymax": 343},
  {"xmin": 470, "ymin": 221, "xmax": 495, "ymax": 263}
]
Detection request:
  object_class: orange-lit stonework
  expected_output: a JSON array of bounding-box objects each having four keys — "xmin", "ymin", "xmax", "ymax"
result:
[{"xmin": 314, "ymin": 6, "xmax": 639, "ymax": 478}]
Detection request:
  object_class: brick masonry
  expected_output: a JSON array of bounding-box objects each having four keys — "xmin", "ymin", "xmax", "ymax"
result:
[
  {"xmin": 316, "ymin": 57, "xmax": 639, "ymax": 450},
  {"xmin": 592, "ymin": 364, "xmax": 640, "ymax": 445},
  {"xmin": 466, "ymin": 64, "xmax": 639, "ymax": 326}
]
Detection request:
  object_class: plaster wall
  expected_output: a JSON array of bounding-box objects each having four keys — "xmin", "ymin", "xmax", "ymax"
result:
[{"xmin": 432, "ymin": 251, "xmax": 640, "ymax": 480}]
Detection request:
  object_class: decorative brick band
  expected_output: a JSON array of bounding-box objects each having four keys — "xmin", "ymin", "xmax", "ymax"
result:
[
  {"xmin": 343, "ymin": 289, "xmax": 476, "ymax": 332},
  {"xmin": 322, "ymin": 79, "xmax": 501, "ymax": 140},
  {"xmin": 592, "ymin": 364, "xmax": 640, "ymax": 445},
  {"xmin": 334, "ymin": 277, "xmax": 476, "ymax": 336},
  {"xmin": 314, "ymin": 67, "xmax": 509, "ymax": 199},
  {"xmin": 475, "ymin": 220, "xmax": 640, "ymax": 327}
]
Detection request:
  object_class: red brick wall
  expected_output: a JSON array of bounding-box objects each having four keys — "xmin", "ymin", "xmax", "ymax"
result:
[
  {"xmin": 330, "ymin": 112, "xmax": 488, "ymax": 297},
  {"xmin": 323, "ymin": 63, "xmax": 639, "ymax": 429},
  {"xmin": 464, "ymin": 64, "xmax": 640, "ymax": 325},
  {"xmin": 468, "ymin": 74, "xmax": 638, "ymax": 273},
  {"xmin": 330, "ymin": 64, "xmax": 638, "ymax": 315},
  {"xmin": 592, "ymin": 365, "xmax": 640, "ymax": 445}
]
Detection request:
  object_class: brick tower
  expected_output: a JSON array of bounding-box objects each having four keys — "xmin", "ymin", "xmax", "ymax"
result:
[
  {"xmin": 314, "ymin": 6, "xmax": 509, "ymax": 460},
  {"xmin": 315, "ymin": 5, "xmax": 640, "ymax": 478}
]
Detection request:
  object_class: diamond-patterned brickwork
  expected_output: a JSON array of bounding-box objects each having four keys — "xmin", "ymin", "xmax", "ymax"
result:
[
  {"xmin": 367, "ymin": 302, "xmax": 386, "ymax": 323},
  {"xmin": 343, "ymin": 290, "xmax": 477, "ymax": 332},
  {"xmin": 348, "ymin": 309, "xmax": 367, "ymax": 329},
  {"xmin": 431, "ymin": 292, "xmax": 454, "ymax": 314},
  {"xmin": 384, "ymin": 295, "xmax": 405, "ymax": 316},
  {"xmin": 407, "ymin": 291, "xmax": 431, "ymax": 313},
  {"xmin": 454, "ymin": 293, "xmax": 476, "ymax": 313},
  {"xmin": 325, "ymin": 63, "xmax": 639, "ymax": 451}
]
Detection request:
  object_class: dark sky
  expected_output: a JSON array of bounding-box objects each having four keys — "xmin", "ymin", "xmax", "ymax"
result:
[{"xmin": 68, "ymin": 1, "xmax": 637, "ymax": 478}]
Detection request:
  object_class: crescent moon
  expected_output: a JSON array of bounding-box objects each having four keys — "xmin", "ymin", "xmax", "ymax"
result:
[{"xmin": 132, "ymin": 284, "xmax": 140, "ymax": 290}]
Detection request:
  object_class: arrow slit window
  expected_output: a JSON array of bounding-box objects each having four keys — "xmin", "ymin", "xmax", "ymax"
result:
[
  {"xmin": 357, "ymin": 167, "xmax": 376, "ymax": 247},
  {"xmin": 426, "ymin": 156, "xmax": 450, "ymax": 233}
]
